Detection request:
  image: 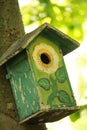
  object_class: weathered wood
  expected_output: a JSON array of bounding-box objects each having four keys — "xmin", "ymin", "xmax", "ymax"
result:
[
  {"xmin": 0, "ymin": 0, "xmax": 47, "ymax": 129},
  {"xmin": 0, "ymin": 0, "xmax": 24, "ymax": 121},
  {"xmin": 0, "ymin": 23, "xmax": 80, "ymax": 66},
  {"xmin": 4, "ymin": 32, "xmax": 80, "ymax": 124}
]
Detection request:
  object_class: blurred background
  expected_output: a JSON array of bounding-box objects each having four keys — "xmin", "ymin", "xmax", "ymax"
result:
[{"xmin": 18, "ymin": 0, "xmax": 87, "ymax": 129}]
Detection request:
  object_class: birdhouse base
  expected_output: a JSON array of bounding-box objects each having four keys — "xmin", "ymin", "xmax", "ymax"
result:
[{"xmin": 19, "ymin": 106, "xmax": 80, "ymax": 124}]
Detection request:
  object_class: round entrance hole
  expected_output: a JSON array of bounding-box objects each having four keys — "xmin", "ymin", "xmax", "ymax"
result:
[{"xmin": 40, "ymin": 53, "xmax": 51, "ymax": 64}]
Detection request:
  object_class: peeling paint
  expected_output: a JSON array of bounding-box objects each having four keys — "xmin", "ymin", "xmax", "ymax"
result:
[
  {"xmin": 18, "ymin": 78, "xmax": 22, "ymax": 91},
  {"xmin": 24, "ymin": 72, "xmax": 28, "ymax": 78},
  {"xmin": 29, "ymin": 90, "xmax": 31, "ymax": 94},
  {"xmin": 5, "ymin": 32, "xmax": 79, "ymax": 123},
  {"xmin": 21, "ymin": 92, "xmax": 25, "ymax": 104}
]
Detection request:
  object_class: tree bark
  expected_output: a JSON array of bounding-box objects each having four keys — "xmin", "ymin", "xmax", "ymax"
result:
[{"xmin": 0, "ymin": 0, "xmax": 47, "ymax": 130}]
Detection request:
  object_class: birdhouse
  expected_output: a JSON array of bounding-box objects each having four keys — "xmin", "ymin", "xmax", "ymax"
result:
[{"xmin": 0, "ymin": 23, "xmax": 80, "ymax": 124}]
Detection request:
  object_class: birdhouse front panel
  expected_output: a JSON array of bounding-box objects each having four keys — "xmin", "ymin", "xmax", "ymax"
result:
[
  {"xmin": 27, "ymin": 33, "xmax": 76, "ymax": 112},
  {"xmin": 6, "ymin": 50, "xmax": 40, "ymax": 120}
]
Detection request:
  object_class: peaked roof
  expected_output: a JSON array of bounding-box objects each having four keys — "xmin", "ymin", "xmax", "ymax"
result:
[{"xmin": 0, "ymin": 23, "xmax": 80, "ymax": 66}]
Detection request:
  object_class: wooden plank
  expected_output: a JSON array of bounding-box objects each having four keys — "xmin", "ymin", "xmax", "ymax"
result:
[
  {"xmin": 6, "ymin": 51, "xmax": 40, "ymax": 120},
  {"xmin": 0, "ymin": 23, "xmax": 80, "ymax": 66}
]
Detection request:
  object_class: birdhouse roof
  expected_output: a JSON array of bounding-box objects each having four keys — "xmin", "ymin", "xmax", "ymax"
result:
[{"xmin": 0, "ymin": 23, "xmax": 80, "ymax": 66}]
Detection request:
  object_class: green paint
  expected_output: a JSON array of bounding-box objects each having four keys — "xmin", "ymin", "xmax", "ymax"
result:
[
  {"xmin": 6, "ymin": 32, "xmax": 77, "ymax": 123},
  {"xmin": 47, "ymin": 75, "xmax": 58, "ymax": 107},
  {"xmin": 6, "ymin": 51, "xmax": 40, "ymax": 120},
  {"xmin": 28, "ymin": 34, "xmax": 76, "ymax": 109},
  {"xmin": 38, "ymin": 78, "xmax": 50, "ymax": 90},
  {"xmin": 6, "ymin": 73, "xmax": 11, "ymax": 79},
  {"xmin": 57, "ymin": 90, "xmax": 71, "ymax": 104},
  {"xmin": 55, "ymin": 67, "xmax": 66, "ymax": 83}
]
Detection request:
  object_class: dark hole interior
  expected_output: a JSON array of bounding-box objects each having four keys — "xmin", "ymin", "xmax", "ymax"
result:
[{"xmin": 40, "ymin": 53, "xmax": 51, "ymax": 64}]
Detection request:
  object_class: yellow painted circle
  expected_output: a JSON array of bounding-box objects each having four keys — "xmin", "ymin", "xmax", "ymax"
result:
[{"xmin": 32, "ymin": 43, "xmax": 59, "ymax": 74}]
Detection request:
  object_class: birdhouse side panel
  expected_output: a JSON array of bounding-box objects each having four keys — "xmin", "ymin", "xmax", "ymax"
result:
[
  {"xmin": 6, "ymin": 51, "xmax": 40, "ymax": 120},
  {"xmin": 27, "ymin": 34, "xmax": 76, "ymax": 110}
]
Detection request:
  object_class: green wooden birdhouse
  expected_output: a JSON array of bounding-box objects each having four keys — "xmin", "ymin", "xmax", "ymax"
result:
[{"xmin": 0, "ymin": 23, "xmax": 80, "ymax": 124}]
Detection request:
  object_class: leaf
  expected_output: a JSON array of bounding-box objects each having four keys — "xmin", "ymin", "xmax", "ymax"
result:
[
  {"xmin": 38, "ymin": 78, "xmax": 50, "ymax": 90},
  {"xmin": 70, "ymin": 110, "xmax": 80, "ymax": 122},
  {"xmin": 70, "ymin": 105, "xmax": 87, "ymax": 122},
  {"xmin": 55, "ymin": 67, "xmax": 66, "ymax": 83}
]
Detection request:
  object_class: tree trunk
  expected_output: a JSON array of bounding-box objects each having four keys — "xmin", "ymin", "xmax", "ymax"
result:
[{"xmin": 0, "ymin": 0, "xmax": 46, "ymax": 130}]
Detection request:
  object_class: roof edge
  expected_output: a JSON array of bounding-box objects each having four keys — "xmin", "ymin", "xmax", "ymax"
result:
[{"xmin": 0, "ymin": 23, "xmax": 80, "ymax": 66}]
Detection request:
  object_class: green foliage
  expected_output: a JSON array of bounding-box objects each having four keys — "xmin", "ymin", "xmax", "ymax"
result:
[
  {"xmin": 70, "ymin": 105, "xmax": 87, "ymax": 123},
  {"xmin": 72, "ymin": 105, "xmax": 87, "ymax": 130},
  {"xmin": 70, "ymin": 110, "xmax": 80, "ymax": 122},
  {"xmin": 73, "ymin": 115, "xmax": 87, "ymax": 130},
  {"xmin": 20, "ymin": 0, "xmax": 87, "ymax": 42}
]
